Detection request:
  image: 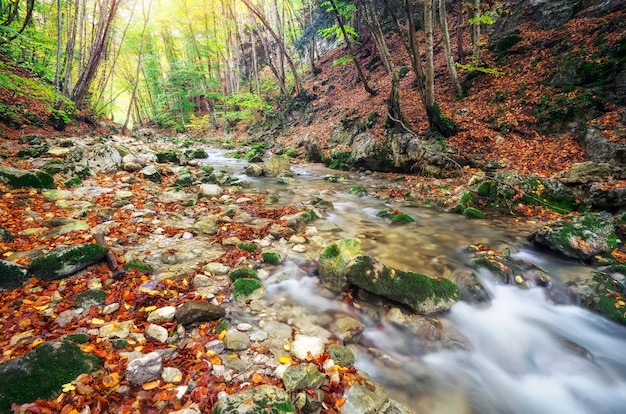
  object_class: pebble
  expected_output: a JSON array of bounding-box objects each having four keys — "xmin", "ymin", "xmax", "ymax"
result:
[
  {"xmin": 182, "ymin": 232, "xmax": 193, "ymax": 240},
  {"xmin": 102, "ymin": 302, "xmax": 120, "ymax": 316},
  {"xmin": 161, "ymin": 367, "xmax": 183, "ymax": 383},
  {"xmin": 145, "ymin": 323, "xmax": 169, "ymax": 343},
  {"xmin": 147, "ymin": 306, "xmax": 177, "ymax": 323},
  {"xmin": 292, "ymin": 244, "xmax": 307, "ymax": 253},
  {"xmin": 206, "ymin": 339, "xmax": 225, "ymax": 354},
  {"xmin": 237, "ymin": 323, "xmax": 252, "ymax": 332},
  {"xmin": 250, "ymin": 330, "xmax": 269, "ymax": 342}
]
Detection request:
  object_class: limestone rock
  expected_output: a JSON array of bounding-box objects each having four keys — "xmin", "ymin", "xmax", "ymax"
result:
[
  {"xmin": 125, "ymin": 352, "xmax": 163, "ymax": 385},
  {"xmin": 199, "ymin": 183, "xmax": 223, "ymax": 198},
  {"xmin": 291, "ymin": 334, "xmax": 327, "ymax": 360},
  {"xmin": 147, "ymin": 306, "xmax": 177, "ymax": 324},
  {"xmin": 224, "ymin": 329, "xmax": 250, "ymax": 351},
  {"xmin": 244, "ymin": 163, "xmax": 263, "ymax": 177}
]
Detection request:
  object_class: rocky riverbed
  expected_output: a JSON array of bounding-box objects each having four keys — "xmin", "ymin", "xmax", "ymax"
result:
[{"xmin": 1, "ymin": 132, "xmax": 626, "ymax": 413}]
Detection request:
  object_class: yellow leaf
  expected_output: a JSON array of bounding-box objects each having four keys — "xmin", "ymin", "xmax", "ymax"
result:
[
  {"xmin": 91, "ymin": 317, "xmax": 106, "ymax": 325},
  {"xmin": 31, "ymin": 339, "xmax": 45, "ymax": 348},
  {"xmin": 34, "ymin": 304, "xmax": 49, "ymax": 311},
  {"xmin": 279, "ymin": 356, "xmax": 292, "ymax": 364},
  {"xmin": 142, "ymin": 305, "xmax": 157, "ymax": 312},
  {"xmin": 218, "ymin": 330, "xmax": 227, "ymax": 340},
  {"xmin": 210, "ymin": 355, "xmax": 222, "ymax": 365},
  {"xmin": 142, "ymin": 380, "xmax": 160, "ymax": 390},
  {"xmin": 3, "ymin": 252, "xmax": 14, "ymax": 257},
  {"xmin": 62, "ymin": 383, "xmax": 76, "ymax": 392}
]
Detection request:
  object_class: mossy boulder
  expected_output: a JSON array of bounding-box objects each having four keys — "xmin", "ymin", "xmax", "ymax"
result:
[
  {"xmin": 318, "ymin": 238, "xmax": 362, "ymax": 293},
  {"xmin": 0, "ymin": 224, "xmax": 13, "ymax": 242},
  {"xmin": 262, "ymin": 155, "xmax": 291, "ymax": 177},
  {"xmin": 376, "ymin": 209, "xmax": 415, "ymax": 224},
  {"xmin": 29, "ymin": 243, "xmax": 108, "ymax": 280},
  {"xmin": 0, "ymin": 166, "xmax": 56, "ymax": 189},
  {"xmin": 231, "ymin": 278, "xmax": 265, "ymax": 302},
  {"xmin": 282, "ymin": 363, "xmax": 325, "ymax": 392},
  {"xmin": 528, "ymin": 211, "xmax": 618, "ymax": 260},
  {"xmin": 74, "ymin": 289, "xmax": 107, "ymax": 308},
  {"xmin": 229, "ymin": 267, "xmax": 259, "ymax": 282},
  {"xmin": 345, "ymin": 255, "xmax": 459, "ymax": 314},
  {"xmin": 262, "ymin": 252, "xmax": 281, "ymax": 264},
  {"xmin": 0, "ymin": 260, "xmax": 28, "ymax": 290},
  {"xmin": 570, "ymin": 272, "xmax": 626, "ymax": 326},
  {"xmin": 211, "ymin": 385, "xmax": 296, "ymax": 414},
  {"xmin": 0, "ymin": 339, "xmax": 100, "ymax": 412},
  {"xmin": 474, "ymin": 172, "xmax": 576, "ymax": 213}
]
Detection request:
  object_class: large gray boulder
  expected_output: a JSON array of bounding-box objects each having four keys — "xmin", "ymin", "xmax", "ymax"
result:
[
  {"xmin": 211, "ymin": 385, "xmax": 296, "ymax": 413},
  {"xmin": 29, "ymin": 243, "xmax": 108, "ymax": 280},
  {"xmin": 528, "ymin": 211, "xmax": 618, "ymax": 260},
  {"xmin": 66, "ymin": 144, "xmax": 122, "ymax": 173},
  {"xmin": 581, "ymin": 126, "xmax": 626, "ymax": 167},
  {"xmin": 175, "ymin": 300, "xmax": 226, "ymax": 325},
  {"xmin": 339, "ymin": 371, "xmax": 415, "ymax": 414},
  {"xmin": 556, "ymin": 161, "xmax": 625, "ymax": 184}
]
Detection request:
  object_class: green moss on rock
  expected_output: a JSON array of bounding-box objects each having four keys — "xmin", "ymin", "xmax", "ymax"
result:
[
  {"xmin": 580, "ymin": 272, "xmax": 626, "ymax": 325},
  {"xmin": 0, "ymin": 224, "xmax": 13, "ymax": 242},
  {"xmin": 124, "ymin": 259, "xmax": 154, "ymax": 274},
  {"xmin": 74, "ymin": 289, "xmax": 107, "ymax": 308},
  {"xmin": 262, "ymin": 252, "xmax": 281, "ymax": 264},
  {"xmin": 318, "ymin": 238, "xmax": 362, "ymax": 292},
  {"xmin": 345, "ymin": 255, "xmax": 459, "ymax": 314},
  {"xmin": 0, "ymin": 259, "xmax": 28, "ymax": 290},
  {"xmin": 29, "ymin": 243, "xmax": 108, "ymax": 280},
  {"xmin": 0, "ymin": 166, "xmax": 56, "ymax": 189},
  {"xmin": 0, "ymin": 340, "xmax": 100, "ymax": 412},
  {"xmin": 212, "ymin": 385, "xmax": 296, "ymax": 414},
  {"xmin": 231, "ymin": 278, "xmax": 265, "ymax": 302},
  {"xmin": 464, "ymin": 207, "xmax": 486, "ymax": 219},
  {"xmin": 237, "ymin": 242, "xmax": 257, "ymax": 252},
  {"xmin": 229, "ymin": 267, "xmax": 259, "ymax": 282}
]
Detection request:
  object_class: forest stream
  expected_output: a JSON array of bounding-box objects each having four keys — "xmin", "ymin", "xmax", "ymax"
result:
[{"xmin": 185, "ymin": 148, "xmax": 626, "ymax": 414}]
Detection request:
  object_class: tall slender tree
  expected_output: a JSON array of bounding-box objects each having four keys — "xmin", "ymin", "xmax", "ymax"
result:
[{"xmin": 439, "ymin": 0, "xmax": 462, "ymax": 97}]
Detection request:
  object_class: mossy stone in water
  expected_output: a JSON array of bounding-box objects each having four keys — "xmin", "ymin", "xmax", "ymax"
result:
[
  {"xmin": 262, "ymin": 252, "xmax": 281, "ymax": 264},
  {"xmin": 0, "ymin": 166, "xmax": 55, "ymax": 189},
  {"xmin": 0, "ymin": 260, "xmax": 28, "ymax": 290},
  {"xmin": 318, "ymin": 238, "xmax": 362, "ymax": 292},
  {"xmin": 29, "ymin": 243, "xmax": 107, "ymax": 280},
  {"xmin": 464, "ymin": 207, "xmax": 486, "ymax": 219},
  {"xmin": 345, "ymin": 255, "xmax": 459, "ymax": 314},
  {"xmin": 229, "ymin": 267, "xmax": 259, "ymax": 282},
  {"xmin": 0, "ymin": 339, "xmax": 100, "ymax": 412},
  {"xmin": 580, "ymin": 272, "xmax": 626, "ymax": 325},
  {"xmin": 328, "ymin": 344, "xmax": 355, "ymax": 367},
  {"xmin": 231, "ymin": 278, "xmax": 265, "ymax": 302}
]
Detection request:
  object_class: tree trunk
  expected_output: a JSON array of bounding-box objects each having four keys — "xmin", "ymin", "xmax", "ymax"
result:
[
  {"xmin": 55, "ymin": 0, "xmax": 62, "ymax": 91},
  {"xmin": 240, "ymin": 0, "xmax": 303, "ymax": 96},
  {"xmin": 424, "ymin": 0, "xmax": 457, "ymax": 137},
  {"xmin": 361, "ymin": 0, "xmax": 401, "ymax": 127},
  {"xmin": 472, "ymin": 0, "xmax": 481, "ymax": 62},
  {"xmin": 327, "ymin": 0, "xmax": 377, "ymax": 97},
  {"xmin": 71, "ymin": 0, "xmax": 120, "ymax": 108},
  {"xmin": 123, "ymin": 0, "xmax": 152, "ymax": 134},
  {"xmin": 439, "ymin": 0, "xmax": 463, "ymax": 97}
]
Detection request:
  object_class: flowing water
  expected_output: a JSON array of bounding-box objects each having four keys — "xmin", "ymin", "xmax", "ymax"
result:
[{"xmin": 203, "ymin": 149, "xmax": 626, "ymax": 414}]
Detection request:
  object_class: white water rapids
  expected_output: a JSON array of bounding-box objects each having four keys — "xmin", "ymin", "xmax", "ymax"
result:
[{"xmin": 203, "ymin": 148, "xmax": 626, "ymax": 413}]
